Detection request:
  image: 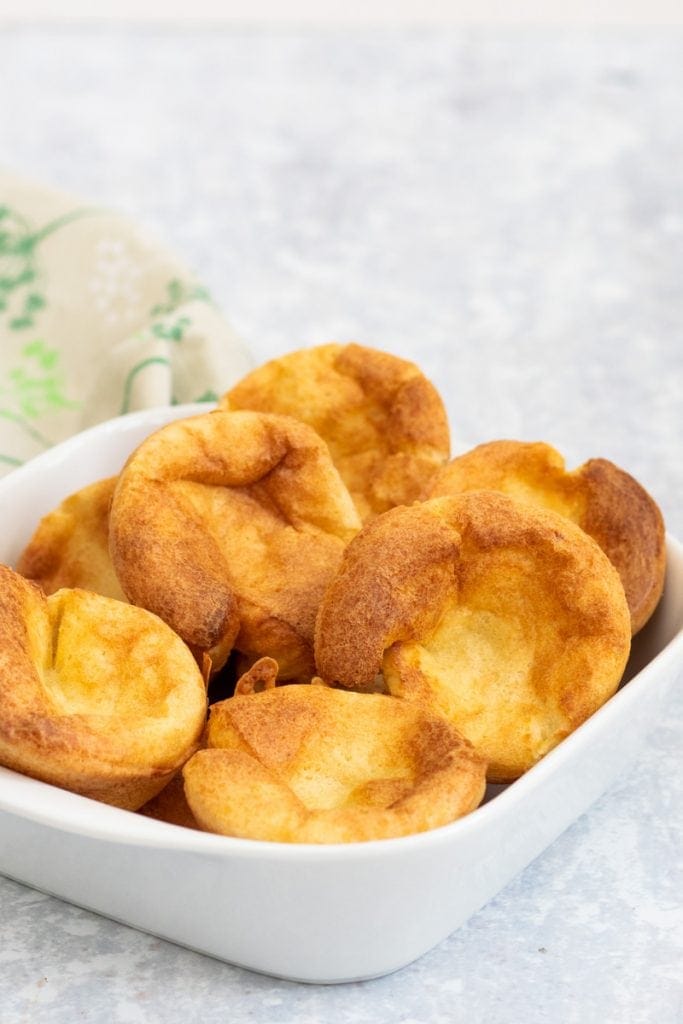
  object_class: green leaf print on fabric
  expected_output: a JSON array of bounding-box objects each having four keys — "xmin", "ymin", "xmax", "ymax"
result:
[
  {"xmin": 147, "ymin": 278, "xmax": 213, "ymax": 344},
  {"xmin": 151, "ymin": 316, "xmax": 192, "ymax": 343},
  {"xmin": 149, "ymin": 278, "xmax": 212, "ymax": 318},
  {"xmin": 119, "ymin": 356, "xmax": 172, "ymax": 415},
  {"xmin": 0, "ymin": 340, "xmax": 80, "ymax": 448},
  {"xmin": 0, "ymin": 205, "xmax": 100, "ymax": 331},
  {"xmin": 118, "ymin": 279, "xmax": 215, "ymax": 414},
  {"xmin": 169, "ymin": 389, "xmax": 220, "ymax": 405}
]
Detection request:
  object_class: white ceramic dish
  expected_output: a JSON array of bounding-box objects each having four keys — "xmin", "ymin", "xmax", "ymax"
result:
[{"xmin": 0, "ymin": 405, "xmax": 681, "ymax": 984}]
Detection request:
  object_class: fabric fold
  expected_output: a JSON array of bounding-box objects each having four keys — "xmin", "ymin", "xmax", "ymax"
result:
[{"xmin": 0, "ymin": 171, "xmax": 252, "ymax": 472}]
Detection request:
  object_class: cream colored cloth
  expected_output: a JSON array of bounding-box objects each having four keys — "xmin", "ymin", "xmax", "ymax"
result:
[{"xmin": 0, "ymin": 172, "xmax": 252, "ymax": 473}]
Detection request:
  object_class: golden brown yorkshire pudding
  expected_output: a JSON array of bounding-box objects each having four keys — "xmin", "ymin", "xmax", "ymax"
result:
[
  {"xmin": 183, "ymin": 685, "xmax": 486, "ymax": 843},
  {"xmin": 222, "ymin": 343, "xmax": 450, "ymax": 520},
  {"xmin": 314, "ymin": 492, "xmax": 632, "ymax": 782},
  {"xmin": 17, "ymin": 477, "xmax": 125, "ymax": 602},
  {"xmin": 428, "ymin": 441, "xmax": 665, "ymax": 635},
  {"xmin": 109, "ymin": 410, "xmax": 361, "ymax": 681},
  {"xmin": 0, "ymin": 565, "xmax": 206, "ymax": 809}
]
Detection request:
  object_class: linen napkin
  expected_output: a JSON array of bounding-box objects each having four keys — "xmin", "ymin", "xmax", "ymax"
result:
[{"xmin": 0, "ymin": 172, "xmax": 252, "ymax": 474}]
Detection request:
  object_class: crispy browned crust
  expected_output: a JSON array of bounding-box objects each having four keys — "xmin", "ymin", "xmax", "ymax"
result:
[
  {"xmin": 314, "ymin": 503, "xmax": 460, "ymax": 689},
  {"xmin": 579, "ymin": 458, "xmax": 666, "ymax": 634},
  {"xmin": 234, "ymin": 656, "xmax": 279, "ymax": 695},
  {"xmin": 315, "ymin": 491, "xmax": 632, "ymax": 781},
  {"xmin": 428, "ymin": 441, "xmax": 666, "ymax": 633},
  {"xmin": 222, "ymin": 343, "xmax": 450, "ymax": 520},
  {"xmin": 0, "ymin": 565, "xmax": 207, "ymax": 810},
  {"xmin": 17, "ymin": 477, "xmax": 126, "ymax": 601},
  {"xmin": 109, "ymin": 410, "xmax": 361, "ymax": 681},
  {"xmin": 182, "ymin": 685, "xmax": 486, "ymax": 843}
]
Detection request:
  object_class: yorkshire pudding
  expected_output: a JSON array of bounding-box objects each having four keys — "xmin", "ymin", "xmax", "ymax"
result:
[
  {"xmin": 109, "ymin": 410, "xmax": 361, "ymax": 681},
  {"xmin": 222, "ymin": 343, "xmax": 450, "ymax": 520},
  {"xmin": 315, "ymin": 492, "xmax": 632, "ymax": 782},
  {"xmin": 183, "ymin": 685, "xmax": 486, "ymax": 843},
  {"xmin": 0, "ymin": 565, "xmax": 206, "ymax": 809},
  {"xmin": 17, "ymin": 477, "xmax": 125, "ymax": 601},
  {"xmin": 428, "ymin": 441, "xmax": 665, "ymax": 634}
]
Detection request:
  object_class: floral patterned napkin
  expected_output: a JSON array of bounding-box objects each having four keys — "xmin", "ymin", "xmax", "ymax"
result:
[{"xmin": 0, "ymin": 172, "xmax": 252, "ymax": 474}]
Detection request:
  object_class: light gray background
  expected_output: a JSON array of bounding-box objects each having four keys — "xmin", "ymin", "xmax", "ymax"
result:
[
  {"xmin": 4, "ymin": 1, "xmax": 683, "ymax": 26},
  {"xmin": 0, "ymin": 26, "xmax": 681, "ymax": 1024}
]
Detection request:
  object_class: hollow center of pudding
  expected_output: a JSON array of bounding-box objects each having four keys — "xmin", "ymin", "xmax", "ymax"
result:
[
  {"xmin": 283, "ymin": 723, "xmax": 416, "ymax": 812},
  {"xmin": 479, "ymin": 468, "xmax": 585, "ymax": 524},
  {"xmin": 177, "ymin": 479, "xmax": 347, "ymax": 642},
  {"xmin": 40, "ymin": 591, "xmax": 199, "ymax": 726},
  {"xmin": 386, "ymin": 606, "xmax": 550, "ymax": 747},
  {"xmin": 495, "ymin": 476, "xmax": 583, "ymax": 524},
  {"xmin": 382, "ymin": 554, "xmax": 574, "ymax": 776},
  {"xmin": 214, "ymin": 690, "xmax": 420, "ymax": 813}
]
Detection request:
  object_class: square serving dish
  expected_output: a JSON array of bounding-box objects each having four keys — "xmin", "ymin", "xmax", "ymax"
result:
[{"xmin": 0, "ymin": 405, "xmax": 681, "ymax": 984}]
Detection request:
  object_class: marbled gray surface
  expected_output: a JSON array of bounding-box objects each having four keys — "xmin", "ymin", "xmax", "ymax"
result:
[{"xmin": 0, "ymin": 25, "xmax": 682, "ymax": 1024}]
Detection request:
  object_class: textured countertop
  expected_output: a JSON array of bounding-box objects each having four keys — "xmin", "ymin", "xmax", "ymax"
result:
[{"xmin": 0, "ymin": 25, "xmax": 682, "ymax": 1024}]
